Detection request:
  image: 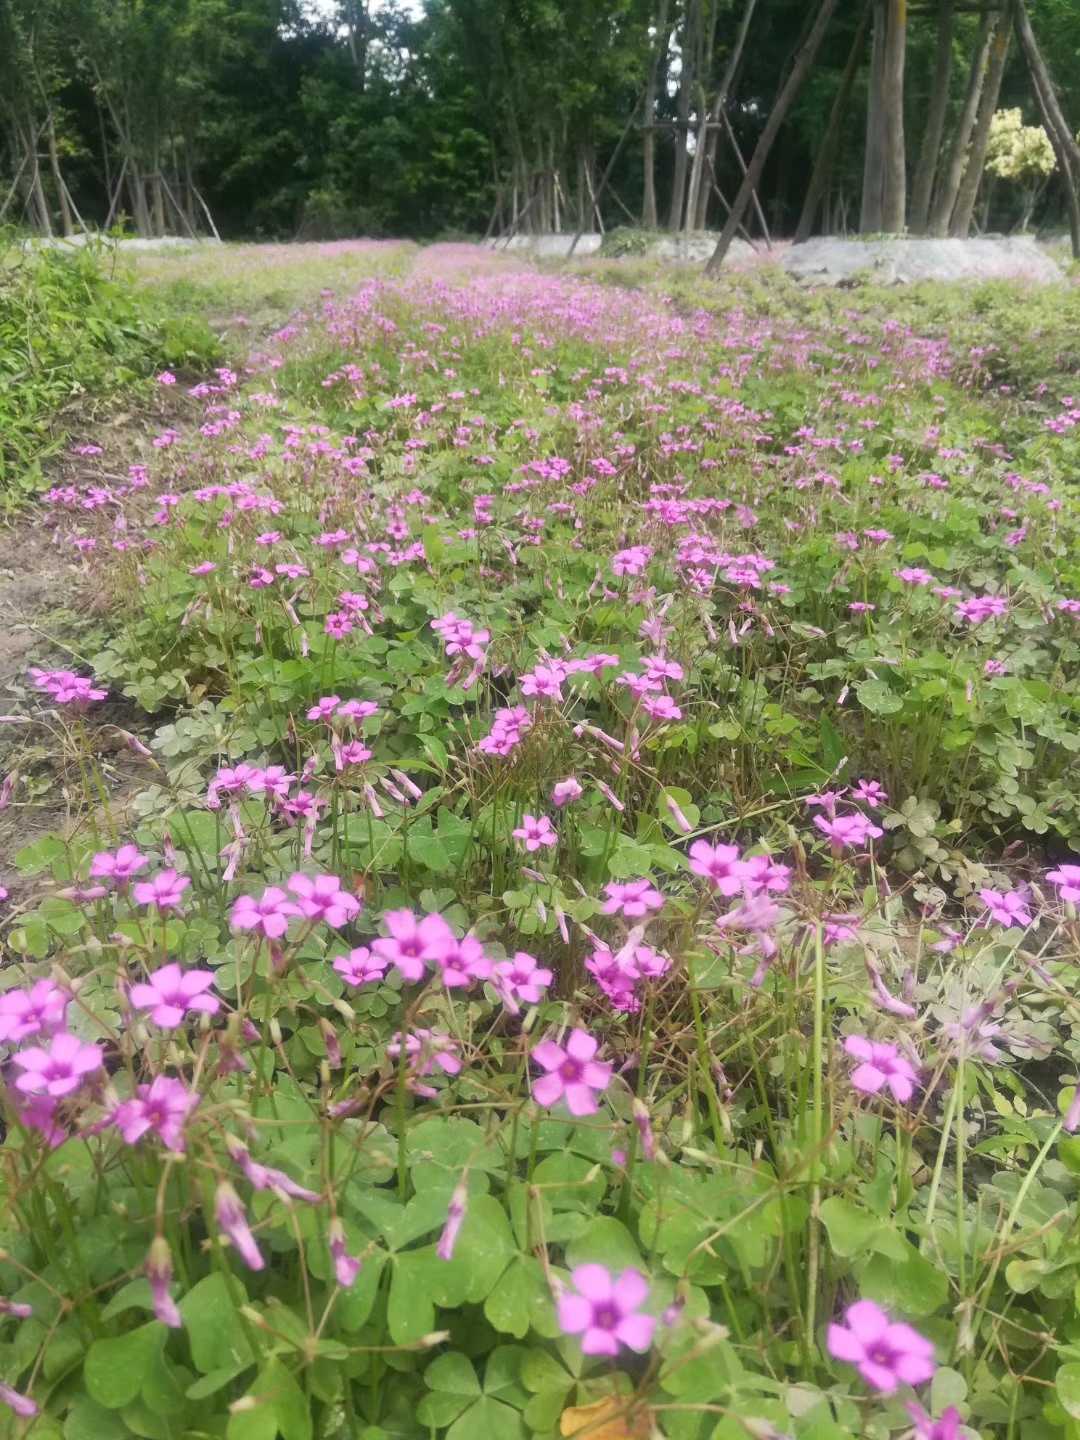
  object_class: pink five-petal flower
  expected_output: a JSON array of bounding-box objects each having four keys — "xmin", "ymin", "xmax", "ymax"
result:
[
  {"xmin": 288, "ymin": 873, "xmax": 362, "ymax": 927},
  {"xmin": 827, "ymin": 1298, "xmax": 935, "ymax": 1393},
  {"xmin": 371, "ymin": 908, "xmax": 454, "ymax": 982},
  {"xmin": 1047, "ymin": 864, "xmax": 1080, "ymax": 904},
  {"xmin": 512, "ymin": 813, "xmax": 557, "ymax": 852},
  {"xmin": 558, "ymin": 1264, "xmax": 655, "ymax": 1356},
  {"xmin": 333, "ymin": 947, "xmax": 389, "ymax": 987},
  {"xmin": 90, "ymin": 844, "xmax": 149, "ymax": 882},
  {"xmin": 132, "ymin": 869, "xmax": 190, "ymax": 911},
  {"xmin": 113, "ymin": 1076, "xmax": 199, "ymax": 1150},
  {"xmin": 688, "ymin": 840, "xmax": 743, "ymax": 895},
  {"xmin": 551, "ymin": 777, "xmax": 583, "ymax": 808},
  {"xmin": 231, "ymin": 886, "xmax": 299, "ymax": 939},
  {"xmin": 129, "ymin": 964, "xmax": 219, "ymax": 1029},
  {"xmin": 978, "ymin": 887, "xmax": 1033, "ymax": 929},
  {"xmin": 600, "ymin": 879, "xmax": 664, "ymax": 918},
  {"xmin": 0, "ymin": 980, "xmax": 69, "ymax": 1044},
  {"xmin": 906, "ymin": 1403, "xmax": 962, "ymax": 1440},
  {"xmin": 844, "ymin": 1035, "xmax": 918, "ymax": 1103},
  {"xmin": 531, "ymin": 1029, "xmax": 611, "ymax": 1116},
  {"xmin": 12, "ymin": 1031, "xmax": 103, "ymax": 1097}
]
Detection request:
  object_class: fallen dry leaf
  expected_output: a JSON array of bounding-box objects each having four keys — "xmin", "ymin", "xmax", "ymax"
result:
[{"xmin": 560, "ymin": 1394, "xmax": 650, "ymax": 1438}]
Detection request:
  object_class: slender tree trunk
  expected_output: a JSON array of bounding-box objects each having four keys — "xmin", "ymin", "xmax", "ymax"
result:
[
  {"xmin": 44, "ymin": 112, "xmax": 73, "ymax": 235},
  {"xmin": 927, "ymin": 12, "xmax": 994, "ymax": 236},
  {"xmin": 668, "ymin": 0, "xmax": 697, "ymax": 230},
  {"xmin": 707, "ymin": 0, "xmax": 839, "ymax": 272},
  {"xmin": 642, "ymin": 0, "xmax": 672, "ymax": 227},
  {"xmin": 795, "ymin": 1, "xmax": 871, "ymax": 241},
  {"xmin": 1014, "ymin": 0, "xmax": 1080, "ymax": 258},
  {"xmin": 860, "ymin": 1, "xmax": 887, "ymax": 232},
  {"xmin": 910, "ymin": 0, "xmax": 954, "ymax": 232},
  {"xmin": 685, "ymin": 0, "xmax": 758, "ymax": 233},
  {"xmin": 880, "ymin": 0, "xmax": 907, "ymax": 232},
  {"xmin": 950, "ymin": 13, "xmax": 1009, "ymax": 237}
]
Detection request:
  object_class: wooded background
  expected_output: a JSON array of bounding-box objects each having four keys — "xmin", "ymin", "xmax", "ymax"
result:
[{"xmin": 3, "ymin": 0, "xmax": 1080, "ymax": 254}]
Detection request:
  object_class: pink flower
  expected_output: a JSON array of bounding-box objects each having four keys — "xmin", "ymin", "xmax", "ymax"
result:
[
  {"xmin": 0, "ymin": 1383, "xmax": 37, "ymax": 1418},
  {"xmin": 513, "ymin": 813, "xmax": 557, "ymax": 852},
  {"xmin": 688, "ymin": 841, "xmax": 743, "ymax": 895},
  {"xmin": 601, "ymin": 879, "xmax": 664, "ymax": 918},
  {"xmin": 288, "ymin": 873, "xmax": 362, "ymax": 928},
  {"xmin": 558, "ymin": 1265, "xmax": 655, "ymax": 1356},
  {"xmin": 90, "ymin": 844, "xmax": 149, "ymax": 883},
  {"xmin": 844, "ymin": 1035, "xmax": 918, "ymax": 1103},
  {"xmin": 372, "ymin": 908, "xmax": 454, "ymax": 982},
  {"xmin": 494, "ymin": 951, "xmax": 553, "ymax": 1013},
  {"xmin": 906, "ymin": 1404, "xmax": 961, "ymax": 1440},
  {"xmin": 387, "ymin": 1029, "xmax": 462, "ymax": 1094},
  {"xmin": 531, "ymin": 1029, "xmax": 611, "ymax": 1116},
  {"xmin": 214, "ymin": 1182, "xmax": 264, "ymax": 1271},
  {"xmin": 226, "ymin": 1137, "xmax": 320, "ymax": 1203},
  {"xmin": 978, "ymin": 887, "xmax": 1032, "ymax": 929},
  {"xmin": 333, "ymin": 947, "xmax": 389, "ymax": 986},
  {"xmin": 307, "ymin": 695, "xmax": 342, "ymax": 721},
  {"xmin": 813, "ymin": 813, "xmax": 883, "ymax": 852},
  {"xmin": 551, "ymin": 777, "xmax": 583, "ymax": 808},
  {"xmin": 157, "ymin": 371, "xmax": 177, "ymax": 386},
  {"xmin": 739, "ymin": 854, "xmax": 792, "ymax": 895},
  {"xmin": 329, "ymin": 1217, "xmax": 361, "ymax": 1287},
  {"xmin": 0, "ymin": 980, "xmax": 69, "ymax": 1043},
  {"xmin": 851, "ymin": 779, "xmax": 888, "ymax": 808},
  {"xmin": 113, "ymin": 1076, "xmax": 199, "ymax": 1150},
  {"xmin": 431, "ymin": 933, "xmax": 491, "ymax": 988},
  {"xmin": 146, "ymin": 1238, "xmax": 181, "ymax": 1329},
  {"xmin": 132, "ymin": 869, "xmax": 190, "ymax": 911},
  {"xmin": 231, "ymin": 886, "xmax": 300, "ymax": 939},
  {"xmin": 437, "ymin": 1183, "xmax": 468, "ymax": 1262},
  {"xmin": 827, "ymin": 1298, "xmax": 935, "ymax": 1393},
  {"xmin": 11, "ymin": 1032, "xmax": 103, "ymax": 1097},
  {"xmin": 1047, "ymin": 864, "xmax": 1080, "ymax": 904},
  {"xmin": 129, "ymin": 964, "xmax": 219, "ymax": 1029}
]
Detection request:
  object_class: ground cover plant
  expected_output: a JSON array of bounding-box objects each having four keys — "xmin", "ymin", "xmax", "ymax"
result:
[
  {"xmin": 1, "ymin": 243, "xmax": 1080, "ymax": 1440},
  {"xmin": 0, "ymin": 238, "xmax": 221, "ymax": 507}
]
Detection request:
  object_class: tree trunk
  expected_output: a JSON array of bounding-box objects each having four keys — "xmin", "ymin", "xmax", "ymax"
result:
[
  {"xmin": 880, "ymin": 0, "xmax": 907, "ymax": 232},
  {"xmin": 1014, "ymin": 0, "xmax": 1080, "ymax": 258},
  {"xmin": 795, "ymin": 1, "xmax": 871, "ymax": 241},
  {"xmin": 910, "ymin": 0, "xmax": 954, "ymax": 233},
  {"xmin": 643, "ymin": 0, "xmax": 672, "ymax": 227},
  {"xmin": 949, "ymin": 13, "xmax": 1009, "ymax": 237},
  {"xmin": 860, "ymin": 1, "xmax": 887, "ymax": 231},
  {"xmin": 706, "ymin": 0, "xmax": 839, "ymax": 272},
  {"xmin": 667, "ymin": 0, "xmax": 697, "ymax": 230},
  {"xmin": 685, "ymin": 0, "xmax": 758, "ymax": 234},
  {"xmin": 45, "ymin": 111, "xmax": 73, "ymax": 236},
  {"xmin": 927, "ymin": 12, "xmax": 994, "ymax": 236}
]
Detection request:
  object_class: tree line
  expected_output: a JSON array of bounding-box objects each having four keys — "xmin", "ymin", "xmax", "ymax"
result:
[{"xmin": 2, "ymin": 0, "xmax": 1080, "ymax": 255}]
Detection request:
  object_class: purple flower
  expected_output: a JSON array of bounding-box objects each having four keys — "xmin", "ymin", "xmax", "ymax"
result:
[
  {"xmin": 372, "ymin": 908, "xmax": 454, "ymax": 983},
  {"xmin": 226, "ymin": 1137, "xmax": 320, "ymax": 1203},
  {"xmin": 813, "ymin": 813, "xmax": 883, "ymax": 852},
  {"xmin": 146, "ymin": 1237, "xmax": 182, "ymax": 1328},
  {"xmin": 978, "ymin": 887, "xmax": 1033, "ymax": 929},
  {"xmin": 288, "ymin": 873, "xmax": 362, "ymax": 927},
  {"xmin": 531, "ymin": 1029, "xmax": 612, "ymax": 1116},
  {"xmin": 551, "ymin": 777, "xmax": 583, "ymax": 808},
  {"xmin": 214, "ymin": 1182, "xmax": 264, "ymax": 1271},
  {"xmin": 129, "ymin": 964, "xmax": 219, "ymax": 1029},
  {"xmin": 906, "ymin": 1404, "xmax": 961, "ymax": 1440},
  {"xmin": 844, "ymin": 1035, "xmax": 918, "ymax": 1103},
  {"xmin": 827, "ymin": 1298, "xmax": 935, "ymax": 1393},
  {"xmin": 132, "ymin": 869, "xmax": 190, "ymax": 911},
  {"xmin": 0, "ymin": 1383, "xmax": 37, "ymax": 1418},
  {"xmin": 437, "ymin": 1183, "xmax": 468, "ymax": 1261},
  {"xmin": 1047, "ymin": 864, "xmax": 1080, "ymax": 904},
  {"xmin": 113, "ymin": 1076, "xmax": 199, "ymax": 1150},
  {"xmin": 11, "ymin": 1032, "xmax": 103, "ymax": 1097},
  {"xmin": 512, "ymin": 814, "xmax": 557, "ymax": 852},
  {"xmin": 90, "ymin": 844, "xmax": 149, "ymax": 883},
  {"xmin": 601, "ymin": 879, "xmax": 664, "ymax": 919},
  {"xmin": 231, "ymin": 886, "xmax": 300, "ymax": 939},
  {"xmin": 333, "ymin": 946, "xmax": 389, "ymax": 987},
  {"xmin": 688, "ymin": 841, "xmax": 744, "ymax": 895},
  {"xmin": 493, "ymin": 951, "xmax": 553, "ymax": 1013},
  {"xmin": 329, "ymin": 1217, "xmax": 361, "ymax": 1287},
  {"xmin": 557, "ymin": 1265, "xmax": 655, "ymax": 1356},
  {"xmin": 0, "ymin": 980, "xmax": 69, "ymax": 1043}
]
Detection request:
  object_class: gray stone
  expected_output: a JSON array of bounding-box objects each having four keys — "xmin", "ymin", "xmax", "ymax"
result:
[{"xmin": 780, "ymin": 235, "xmax": 1062, "ymax": 286}]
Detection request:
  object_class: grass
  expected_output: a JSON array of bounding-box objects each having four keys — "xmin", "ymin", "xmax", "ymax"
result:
[{"xmin": 0, "ymin": 241, "xmax": 1078, "ymax": 1440}]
